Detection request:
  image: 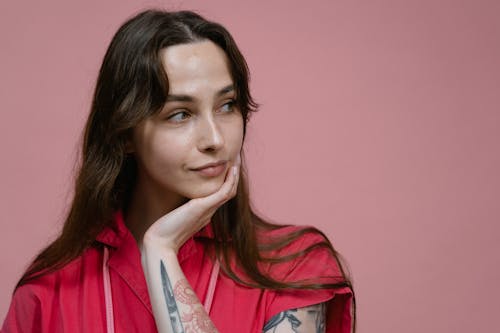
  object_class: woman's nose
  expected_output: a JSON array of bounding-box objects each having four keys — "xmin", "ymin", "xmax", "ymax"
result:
[{"xmin": 197, "ymin": 113, "xmax": 224, "ymax": 152}]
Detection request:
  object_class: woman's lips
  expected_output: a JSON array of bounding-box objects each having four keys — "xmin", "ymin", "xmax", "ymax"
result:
[{"xmin": 193, "ymin": 162, "xmax": 227, "ymax": 177}]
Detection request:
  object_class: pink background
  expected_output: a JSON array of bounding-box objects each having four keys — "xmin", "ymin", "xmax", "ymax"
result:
[{"xmin": 1, "ymin": 0, "xmax": 499, "ymax": 331}]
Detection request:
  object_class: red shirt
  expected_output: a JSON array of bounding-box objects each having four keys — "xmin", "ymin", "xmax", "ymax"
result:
[{"xmin": 2, "ymin": 211, "xmax": 352, "ymax": 332}]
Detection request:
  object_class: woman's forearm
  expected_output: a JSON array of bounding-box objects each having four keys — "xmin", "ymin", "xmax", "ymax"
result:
[{"xmin": 142, "ymin": 244, "xmax": 219, "ymax": 333}]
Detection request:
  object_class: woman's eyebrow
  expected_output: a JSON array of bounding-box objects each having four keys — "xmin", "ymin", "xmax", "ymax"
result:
[
  {"xmin": 165, "ymin": 84, "xmax": 234, "ymax": 103},
  {"xmin": 217, "ymin": 84, "xmax": 234, "ymax": 97}
]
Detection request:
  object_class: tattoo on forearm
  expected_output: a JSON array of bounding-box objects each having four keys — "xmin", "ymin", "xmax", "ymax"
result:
[
  {"xmin": 176, "ymin": 279, "xmax": 218, "ymax": 332},
  {"xmin": 160, "ymin": 260, "xmax": 185, "ymax": 332},
  {"xmin": 263, "ymin": 309, "xmax": 301, "ymax": 332},
  {"xmin": 312, "ymin": 302, "xmax": 326, "ymax": 333},
  {"xmin": 160, "ymin": 261, "xmax": 218, "ymax": 333},
  {"xmin": 263, "ymin": 302, "xmax": 326, "ymax": 333}
]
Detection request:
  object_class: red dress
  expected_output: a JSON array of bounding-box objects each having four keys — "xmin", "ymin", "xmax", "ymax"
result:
[{"xmin": 2, "ymin": 211, "xmax": 353, "ymax": 332}]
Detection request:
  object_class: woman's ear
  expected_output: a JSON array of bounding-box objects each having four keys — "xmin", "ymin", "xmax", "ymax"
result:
[
  {"xmin": 124, "ymin": 129, "xmax": 136, "ymax": 153},
  {"xmin": 124, "ymin": 139, "xmax": 134, "ymax": 153}
]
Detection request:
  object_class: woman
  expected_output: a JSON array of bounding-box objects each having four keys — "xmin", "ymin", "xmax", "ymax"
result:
[{"xmin": 2, "ymin": 9, "xmax": 355, "ymax": 333}]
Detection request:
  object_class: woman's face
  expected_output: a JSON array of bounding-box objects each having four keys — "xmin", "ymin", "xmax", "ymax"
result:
[{"xmin": 130, "ymin": 40, "xmax": 244, "ymax": 204}]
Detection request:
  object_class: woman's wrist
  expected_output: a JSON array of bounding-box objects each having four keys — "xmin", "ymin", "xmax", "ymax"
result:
[{"xmin": 142, "ymin": 232, "xmax": 179, "ymax": 257}]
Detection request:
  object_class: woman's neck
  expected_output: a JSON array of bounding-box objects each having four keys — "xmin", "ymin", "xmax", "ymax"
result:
[{"xmin": 124, "ymin": 178, "xmax": 187, "ymax": 248}]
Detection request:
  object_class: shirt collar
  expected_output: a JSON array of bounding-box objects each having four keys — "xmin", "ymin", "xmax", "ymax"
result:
[
  {"xmin": 95, "ymin": 210, "xmax": 128, "ymax": 248},
  {"xmin": 94, "ymin": 210, "xmax": 217, "ymax": 316}
]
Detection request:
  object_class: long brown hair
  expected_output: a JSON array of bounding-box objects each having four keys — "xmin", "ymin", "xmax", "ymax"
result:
[{"xmin": 17, "ymin": 9, "xmax": 356, "ymax": 331}]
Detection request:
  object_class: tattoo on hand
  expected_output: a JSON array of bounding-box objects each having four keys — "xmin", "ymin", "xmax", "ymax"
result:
[
  {"xmin": 161, "ymin": 260, "xmax": 185, "ymax": 332},
  {"xmin": 263, "ymin": 302, "xmax": 326, "ymax": 333}
]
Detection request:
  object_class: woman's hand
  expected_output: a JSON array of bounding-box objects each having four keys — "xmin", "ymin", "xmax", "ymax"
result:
[
  {"xmin": 143, "ymin": 153, "xmax": 241, "ymax": 254},
  {"xmin": 141, "ymin": 155, "xmax": 240, "ymax": 333}
]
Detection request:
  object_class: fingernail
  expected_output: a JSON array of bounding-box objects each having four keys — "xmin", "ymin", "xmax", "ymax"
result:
[{"xmin": 232, "ymin": 166, "xmax": 237, "ymax": 176}]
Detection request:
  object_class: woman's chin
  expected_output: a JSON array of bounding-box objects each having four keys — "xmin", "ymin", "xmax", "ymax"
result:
[{"xmin": 186, "ymin": 180, "xmax": 225, "ymax": 199}]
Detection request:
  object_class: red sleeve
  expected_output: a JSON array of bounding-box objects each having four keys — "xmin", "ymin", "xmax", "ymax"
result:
[
  {"xmin": 1, "ymin": 284, "xmax": 42, "ymax": 333},
  {"xmin": 264, "ymin": 229, "xmax": 353, "ymax": 333}
]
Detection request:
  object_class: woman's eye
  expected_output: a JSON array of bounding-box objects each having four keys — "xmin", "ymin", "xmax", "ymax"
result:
[
  {"xmin": 167, "ymin": 111, "xmax": 190, "ymax": 122},
  {"xmin": 166, "ymin": 101, "xmax": 235, "ymax": 122},
  {"xmin": 220, "ymin": 100, "xmax": 236, "ymax": 113}
]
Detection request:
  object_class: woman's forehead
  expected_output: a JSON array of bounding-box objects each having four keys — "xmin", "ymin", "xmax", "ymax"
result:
[{"xmin": 160, "ymin": 40, "xmax": 233, "ymax": 95}]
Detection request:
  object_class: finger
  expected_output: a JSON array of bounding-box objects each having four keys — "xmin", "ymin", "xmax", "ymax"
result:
[
  {"xmin": 191, "ymin": 154, "xmax": 241, "ymax": 214},
  {"xmin": 231, "ymin": 163, "xmax": 240, "ymax": 197},
  {"xmin": 236, "ymin": 152, "xmax": 241, "ymax": 166},
  {"xmin": 227, "ymin": 153, "xmax": 241, "ymax": 197},
  {"xmin": 194, "ymin": 164, "xmax": 236, "ymax": 208},
  {"xmin": 219, "ymin": 164, "xmax": 238, "ymax": 201},
  {"xmin": 222, "ymin": 155, "xmax": 238, "ymax": 183},
  {"xmin": 221, "ymin": 165, "xmax": 237, "ymax": 200}
]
